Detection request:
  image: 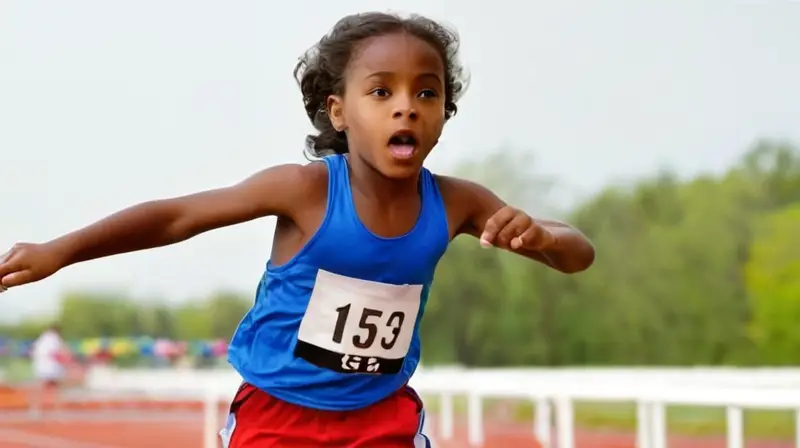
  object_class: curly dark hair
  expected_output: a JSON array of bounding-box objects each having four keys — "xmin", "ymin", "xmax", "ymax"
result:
[{"xmin": 294, "ymin": 12, "xmax": 468, "ymax": 158}]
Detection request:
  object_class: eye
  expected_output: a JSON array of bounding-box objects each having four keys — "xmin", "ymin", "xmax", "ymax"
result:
[
  {"xmin": 418, "ymin": 89, "xmax": 438, "ymax": 99},
  {"xmin": 370, "ymin": 88, "xmax": 390, "ymax": 97}
]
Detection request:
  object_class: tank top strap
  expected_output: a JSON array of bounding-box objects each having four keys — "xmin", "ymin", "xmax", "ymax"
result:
[
  {"xmin": 418, "ymin": 167, "xmax": 446, "ymax": 217},
  {"xmin": 320, "ymin": 154, "xmax": 350, "ymax": 218}
]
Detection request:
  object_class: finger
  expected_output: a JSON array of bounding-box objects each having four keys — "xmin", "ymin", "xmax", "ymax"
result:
[
  {"xmin": 1, "ymin": 269, "xmax": 34, "ymax": 288},
  {"xmin": 496, "ymin": 213, "xmax": 532, "ymax": 248},
  {"xmin": 0, "ymin": 252, "xmax": 19, "ymax": 280},
  {"xmin": 480, "ymin": 206, "xmax": 517, "ymax": 247},
  {"xmin": 517, "ymin": 224, "xmax": 556, "ymax": 250}
]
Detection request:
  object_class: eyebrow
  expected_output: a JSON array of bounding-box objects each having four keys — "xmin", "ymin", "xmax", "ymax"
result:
[{"xmin": 366, "ymin": 71, "xmax": 443, "ymax": 84}]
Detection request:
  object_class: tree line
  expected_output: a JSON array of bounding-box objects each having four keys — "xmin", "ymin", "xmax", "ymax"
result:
[
  {"xmin": 2, "ymin": 139, "xmax": 799, "ymax": 367},
  {"xmin": 0, "ymin": 291, "xmax": 252, "ymax": 343}
]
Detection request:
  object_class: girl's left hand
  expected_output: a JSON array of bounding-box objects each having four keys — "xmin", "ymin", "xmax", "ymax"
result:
[{"xmin": 479, "ymin": 206, "xmax": 556, "ymax": 250}]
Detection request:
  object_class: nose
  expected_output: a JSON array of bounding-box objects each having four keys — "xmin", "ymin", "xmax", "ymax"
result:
[{"xmin": 392, "ymin": 96, "xmax": 418, "ymax": 121}]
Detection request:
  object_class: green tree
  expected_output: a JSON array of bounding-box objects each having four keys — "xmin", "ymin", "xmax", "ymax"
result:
[{"xmin": 745, "ymin": 204, "xmax": 800, "ymax": 364}]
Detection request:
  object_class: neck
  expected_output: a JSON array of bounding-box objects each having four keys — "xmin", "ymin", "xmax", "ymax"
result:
[{"xmin": 346, "ymin": 154, "xmax": 419, "ymax": 203}]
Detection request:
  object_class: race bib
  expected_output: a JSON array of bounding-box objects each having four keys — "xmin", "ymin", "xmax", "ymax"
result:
[{"xmin": 295, "ymin": 269, "xmax": 422, "ymax": 375}]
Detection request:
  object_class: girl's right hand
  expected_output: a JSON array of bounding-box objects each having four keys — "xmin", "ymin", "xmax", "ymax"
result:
[{"xmin": 0, "ymin": 242, "xmax": 66, "ymax": 291}]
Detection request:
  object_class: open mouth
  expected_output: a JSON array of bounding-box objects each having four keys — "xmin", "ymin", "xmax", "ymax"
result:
[{"xmin": 388, "ymin": 131, "xmax": 418, "ymax": 160}]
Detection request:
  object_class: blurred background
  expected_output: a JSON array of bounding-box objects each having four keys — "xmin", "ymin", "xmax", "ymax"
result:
[{"xmin": 1, "ymin": 1, "xmax": 799, "ymax": 447}]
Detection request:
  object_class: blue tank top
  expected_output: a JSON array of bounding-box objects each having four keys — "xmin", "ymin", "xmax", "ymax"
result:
[{"xmin": 227, "ymin": 154, "xmax": 450, "ymax": 411}]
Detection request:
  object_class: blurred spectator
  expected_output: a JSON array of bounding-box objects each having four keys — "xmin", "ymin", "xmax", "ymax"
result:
[{"xmin": 30, "ymin": 323, "xmax": 68, "ymax": 415}]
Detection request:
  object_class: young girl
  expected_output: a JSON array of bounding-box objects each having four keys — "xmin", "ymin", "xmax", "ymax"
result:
[{"xmin": 0, "ymin": 11, "xmax": 594, "ymax": 447}]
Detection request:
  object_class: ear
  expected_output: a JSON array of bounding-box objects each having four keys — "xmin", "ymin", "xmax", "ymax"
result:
[{"xmin": 326, "ymin": 95, "xmax": 346, "ymax": 132}]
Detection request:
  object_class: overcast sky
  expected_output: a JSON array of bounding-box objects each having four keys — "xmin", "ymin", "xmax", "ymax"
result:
[{"xmin": 1, "ymin": 0, "xmax": 798, "ymax": 323}]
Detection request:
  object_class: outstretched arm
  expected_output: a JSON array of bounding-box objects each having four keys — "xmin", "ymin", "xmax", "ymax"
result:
[
  {"xmin": 439, "ymin": 176, "xmax": 595, "ymax": 274},
  {"xmin": 0, "ymin": 163, "xmax": 315, "ymax": 288}
]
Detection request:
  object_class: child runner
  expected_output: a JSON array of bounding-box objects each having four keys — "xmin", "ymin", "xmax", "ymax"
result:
[
  {"xmin": 29, "ymin": 323, "xmax": 67, "ymax": 416},
  {"xmin": 0, "ymin": 11, "xmax": 595, "ymax": 447}
]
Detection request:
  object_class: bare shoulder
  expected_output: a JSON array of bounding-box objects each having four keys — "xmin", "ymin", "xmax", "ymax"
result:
[
  {"xmin": 165, "ymin": 160, "xmax": 330, "ymax": 237},
  {"xmin": 254, "ymin": 161, "xmax": 328, "ymax": 198},
  {"xmin": 282, "ymin": 160, "xmax": 329, "ymax": 216},
  {"xmin": 433, "ymin": 174, "xmax": 506, "ymax": 238},
  {"xmin": 434, "ymin": 174, "xmax": 489, "ymax": 201},
  {"xmin": 241, "ymin": 161, "xmax": 329, "ymax": 217}
]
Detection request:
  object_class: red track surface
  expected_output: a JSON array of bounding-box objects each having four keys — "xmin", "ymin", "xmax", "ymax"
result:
[
  {"xmin": 432, "ymin": 423, "xmax": 792, "ymax": 448},
  {"xmin": 0, "ymin": 420, "xmax": 204, "ymax": 448},
  {"xmin": 0, "ymin": 418, "xmax": 794, "ymax": 448},
  {"xmin": 0, "ymin": 389, "xmax": 792, "ymax": 447}
]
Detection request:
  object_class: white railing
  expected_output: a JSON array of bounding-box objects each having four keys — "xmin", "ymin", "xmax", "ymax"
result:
[{"xmin": 83, "ymin": 366, "xmax": 800, "ymax": 448}]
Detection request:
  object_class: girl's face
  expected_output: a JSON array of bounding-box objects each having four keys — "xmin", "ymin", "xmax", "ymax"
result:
[{"xmin": 327, "ymin": 32, "xmax": 447, "ymax": 179}]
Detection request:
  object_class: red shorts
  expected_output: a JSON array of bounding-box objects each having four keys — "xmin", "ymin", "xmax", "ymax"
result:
[
  {"xmin": 42, "ymin": 379, "xmax": 61, "ymax": 388},
  {"xmin": 221, "ymin": 383, "xmax": 431, "ymax": 448}
]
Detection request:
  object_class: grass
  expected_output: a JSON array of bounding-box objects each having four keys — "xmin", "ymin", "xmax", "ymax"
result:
[{"xmin": 421, "ymin": 395, "xmax": 795, "ymax": 440}]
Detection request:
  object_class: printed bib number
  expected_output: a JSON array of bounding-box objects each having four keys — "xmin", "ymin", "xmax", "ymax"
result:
[{"xmin": 295, "ymin": 270, "xmax": 422, "ymax": 375}]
